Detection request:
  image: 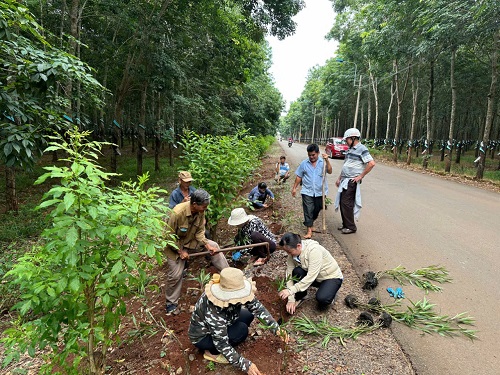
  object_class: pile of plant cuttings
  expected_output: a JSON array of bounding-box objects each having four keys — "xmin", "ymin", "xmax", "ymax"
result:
[
  {"xmin": 346, "ymin": 265, "xmax": 477, "ymax": 340},
  {"xmin": 287, "ymin": 265, "xmax": 477, "ymax": 348}
]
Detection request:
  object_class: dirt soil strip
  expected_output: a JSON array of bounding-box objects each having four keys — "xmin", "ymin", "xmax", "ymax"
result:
[{"xmin": 0, "ymin": 142, "xmax": 416, "ymax": 375}]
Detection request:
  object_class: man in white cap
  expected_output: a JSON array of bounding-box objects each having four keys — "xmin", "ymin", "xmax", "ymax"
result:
[
  {"xmin": 188, "ymin": 267, "xmax": 288, "ymax": 374},
  {"xmin": 335, "ymin": 128, "xmax": 375, "ymax": 234},
  {"xmin": 169, "ymin": 171, "xmax": 197, "ymax": 209}
]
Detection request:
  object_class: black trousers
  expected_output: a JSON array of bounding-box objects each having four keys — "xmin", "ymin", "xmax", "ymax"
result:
[
  {"xmin": 249, "ymin": 231, "xmax": 276, "ymax": 258},
  {"xmin": 301, "ymin": 194, "xmax": 323, "ymax": 227},
  {"xmin": 340, "ymin": 180, "xmax": 357, "ymax": 231},
  {"xmin": 194, "ymin": 308, "xmax": 254, "ymax": 354},
  {"xmin": 292, "ymin": 266, "xmax": 343, "ymax": 308}
]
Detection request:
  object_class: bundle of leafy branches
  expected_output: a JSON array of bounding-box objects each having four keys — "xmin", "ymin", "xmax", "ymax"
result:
[
  {"xmin": 343, "ymin": 295, "xmax": 477, "ymax": 340},
  {"xmin": 362, "ymin": 265, "xmax": 452, "ymax": 292}
]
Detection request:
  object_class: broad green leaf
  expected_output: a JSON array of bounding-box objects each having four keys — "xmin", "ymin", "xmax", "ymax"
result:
[
  {"xmin": 64, "ymin": 193, "xmax": 76, "ymax": 210},
  {"xmin": 111, "ymin": 260, "xmax": 123, "ymax": 276},
  {"xmin": 66, "ymin": 226, "xmax": 78, "ymax": 247},
  {"xmin": 69, "ymin": 277, "xmax": 80, "ymax": 292}
]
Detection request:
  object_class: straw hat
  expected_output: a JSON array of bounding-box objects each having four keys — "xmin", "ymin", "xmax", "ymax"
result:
[
  {"xmin": 205, "ymin": 268, "xmax": 256, "ymax": 308},
  {"xmin": 228, "ymin": 208, "xmax": 250, "ymax": 226},
  {"xmin": 178, "ymin": 171, "xmax": 194, "ymax": 182}
]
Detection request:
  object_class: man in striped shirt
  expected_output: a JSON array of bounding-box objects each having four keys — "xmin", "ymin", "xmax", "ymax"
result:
[{"xmin": 335, "ymin": 128, "xmax": 375, "ymax": 234}]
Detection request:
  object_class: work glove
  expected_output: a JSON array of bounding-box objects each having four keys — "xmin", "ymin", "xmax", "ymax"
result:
[
  {"xmin": 387, "ymin": 287, "xmax": 396, "ymax": 298},
  {"xmin": 395, "ymin": 287, "xmax": 405, "ymax": 299},
  {"xmin": 232, "ymin": 251, "xmax": 242, "ymax": 261}
]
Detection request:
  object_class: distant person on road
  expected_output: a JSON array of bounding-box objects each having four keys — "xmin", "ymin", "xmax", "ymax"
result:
[
  {"xmin": 278, "ymin": 232, "xmax": 343, "ymax": 314},
  {"xmin": 275, "ymin": 156, "xmax": 290, "ymax": 185},
  {"xmin": 164, "ymin": 189, "xmax": 229, "ymax": 315},
  {"xmin": 334, "ymin": 128, "xmax": 375, "ymax": 234},
  {"xmin": 188, "ymin": 267, "xmax": 288, "ymax": 374},
  {"xmin": 291, "ymin": 143, "xmax": 332, "ymax": 239},
  {"xmin": 248, "ymin": 182, "xmax": 274, "ymax": 209},
  {"xmin": 169, "ymin": 171, "xmax": 197, "ymax": 208},
  {"xmin": 228, "ymin": 208, "xmax": 276, "ymax": 266}
]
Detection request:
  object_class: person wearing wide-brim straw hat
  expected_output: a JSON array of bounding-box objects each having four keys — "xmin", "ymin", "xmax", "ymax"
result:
[
  {"xmin": 228, "ymin": 208, "xmax": 276, "ymax": 266},
  {"xmin": 188, "ymin": 268, "xmax": 288, "ymax": 374}
]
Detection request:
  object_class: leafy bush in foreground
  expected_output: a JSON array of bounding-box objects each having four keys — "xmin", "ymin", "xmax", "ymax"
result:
[{"xmin": 2, "ymin": 128, "xmax": 175, "ymax": 374}]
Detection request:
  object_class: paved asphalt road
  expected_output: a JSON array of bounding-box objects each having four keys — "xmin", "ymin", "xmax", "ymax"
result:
[{"xmin": 282, "ymin": 141, "xmax": 499, "ymax": 375}]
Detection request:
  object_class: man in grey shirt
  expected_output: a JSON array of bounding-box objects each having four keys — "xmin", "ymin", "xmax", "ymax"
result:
[{"xmin": 335, "ymin": 128, "xmax": 375, "ymax": 234}]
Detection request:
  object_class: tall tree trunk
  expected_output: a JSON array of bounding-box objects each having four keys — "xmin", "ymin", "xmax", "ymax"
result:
[
  {"xmin": 354, "ymin": 74, "xmax": 362, "ymax": 128},
  {"xmin": 111, "ymin": 53, "xmax": 134, "ymax": 173},
  {"xmin": 446, "ymin": 48, "xmax": 457, "ymax": 173},
  {"xmin": 476, "ymin": 29, "xmax": 499, "ymax": 179},
  {"xmin": 385, "ymin": 77, "xmax": 395, "ymax": 145},
  {"xmin": 137, "ymin": 83, "xmax": 148, "ymax": 176},
  {"xmin": 393, "ymin": 60, "xmax": 410, "ymax": 162},
  {"xmin": 360, "ymin": 102, "xmax": 365, "ymax": 139},
  {"xmin": 407, "ymin": 76, "xmax": 419, "ymax": 165},
  {"xmin": 424, "ymin": 60, "xmax": 435, "ymax": 158},
  {"xmin": 5, "ymin": 167, "xmax": 18, "ymax": 212},
  {"xmin": 366, "ymin": 80, "xmax": 372, "ymax": 139},
  {"xmin": 368, "ymin": 62, "xmax": 379, "ymax": 139}
]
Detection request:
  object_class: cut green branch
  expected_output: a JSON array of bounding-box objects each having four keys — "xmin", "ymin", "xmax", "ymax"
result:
[
  {"xmin": 291, "ymin": 315, "xmax": 380, "ymax": 347},
  {"xmin": 355, "ymin": 297, "xmax": 477, "ymax": 340},
  {"xmin": 375, "ymin": 265, "xmax": 452, "ymax": 292}
]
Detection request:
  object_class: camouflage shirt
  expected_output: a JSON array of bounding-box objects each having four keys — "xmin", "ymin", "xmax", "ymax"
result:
[{"xmin": 188, "ymin": 293, "xmax": 279, "ymax": 371}]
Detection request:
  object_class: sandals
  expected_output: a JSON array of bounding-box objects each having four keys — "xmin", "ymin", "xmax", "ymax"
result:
[
  {"xmin": 203, "ymin": 353, "xmax": 229, "ymax": 364},
  {"xmin": 253, "ymin": 258, "xmax": 267, "ymax": 266}
]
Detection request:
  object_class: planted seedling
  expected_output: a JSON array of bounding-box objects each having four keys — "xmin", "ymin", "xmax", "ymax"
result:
[
  {"xmin": 188, "ymin": 268, "xmax": 212, "ymax": 291},
  {"xmin": 274, "ymin": 274, "xmax": 301, "ymax": 292}
]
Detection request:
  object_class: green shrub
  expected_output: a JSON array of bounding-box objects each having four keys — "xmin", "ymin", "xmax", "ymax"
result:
[
  {"xmin": 180, "ymin": 130, "xmax": 271, "ymax": 236},
  {"xmin": 2, "ymin": 128, "xmax": 176, "ymax": 374}
]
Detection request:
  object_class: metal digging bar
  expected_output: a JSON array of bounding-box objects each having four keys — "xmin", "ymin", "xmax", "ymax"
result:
[{"xmin": 189, "ymin": 242, "xmax": 270, "ymax": 261}]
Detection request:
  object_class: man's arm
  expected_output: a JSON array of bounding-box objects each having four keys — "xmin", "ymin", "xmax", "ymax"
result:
[
  {"xmin": 291, "ymin": 176, "xmax": 302, "ymax": 197},
  {"xmin": 352, "ymin": 160, "xmax": 375, "ymax": 183},
  {"xmin": 321, "ymin": 154, "xmax": 333, "ymax": 174},
  {"xmin": 166, "ymin": 212, "xmax": 189, "ymax": 259}
]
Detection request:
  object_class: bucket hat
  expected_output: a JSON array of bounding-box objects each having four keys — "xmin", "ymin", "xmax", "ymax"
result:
[
  {"xmin": 228, "ymin": 208, "xmax": 250, "ymax": 226},
  {"xmin": 205, "ymin": 268, "xmax": 256, "ymax": 308},
  {"xmin": 179, "ymin": 171, "xmax": 194, "ymax": 182}
]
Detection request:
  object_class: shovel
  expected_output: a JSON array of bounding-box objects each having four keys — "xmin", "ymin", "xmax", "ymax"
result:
[
  {"xmin": 189, "ymin": 242, "xmax": 270, "ymax": 261},
  {"xmin": 321, "ymin": 156, "xmax": 327, "ymax": 234}
]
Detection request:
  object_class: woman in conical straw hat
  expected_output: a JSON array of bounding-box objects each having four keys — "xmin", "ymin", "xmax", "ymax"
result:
[{"xmin": 188, "ymin": 267, "xmax": 288, "ymax": 375}]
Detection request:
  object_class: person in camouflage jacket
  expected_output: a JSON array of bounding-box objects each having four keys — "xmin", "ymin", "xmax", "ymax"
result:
[{"xmin": 188, "ymin": 268, "xmax": 287, "ymax": 375}]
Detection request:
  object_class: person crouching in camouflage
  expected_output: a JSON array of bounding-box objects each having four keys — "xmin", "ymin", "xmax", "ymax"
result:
[{"xmin": 188, "ymin": 267, "xmax": 288, "ymax": 375}]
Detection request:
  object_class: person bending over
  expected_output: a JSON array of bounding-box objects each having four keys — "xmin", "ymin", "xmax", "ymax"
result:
[
  {"xmin": 189, "ymin": 268, "xmax": 288, "ymax": 375},
  {"xmin": 278, "ymin": 232, "xmax": 343, "ymax": 314}
]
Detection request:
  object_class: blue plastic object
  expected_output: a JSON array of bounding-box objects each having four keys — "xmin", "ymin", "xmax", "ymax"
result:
[
  {"xmin": 395, "ymin": 287, "xmax": 405, "ymax": 299},
  {"xmin": 387, "ymin": 287, "xmax": 396, "ymax": 297},
  {"xmin": 232, "ymin": 251, "xmax": 242, "ymax": 261}
]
